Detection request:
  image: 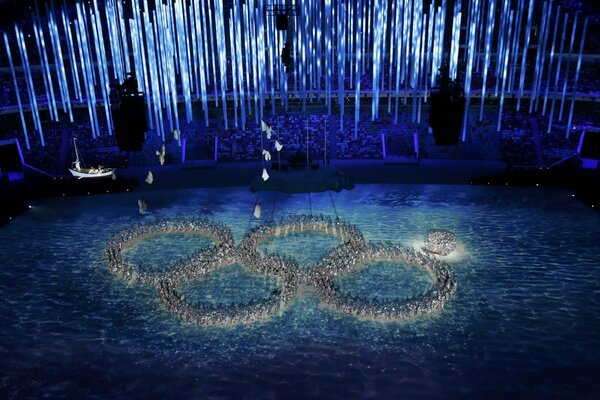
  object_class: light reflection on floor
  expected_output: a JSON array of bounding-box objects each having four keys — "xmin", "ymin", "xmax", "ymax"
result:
[{"xmin": 0, "ymin": 184, "xmax": 598, "ymax": 399}]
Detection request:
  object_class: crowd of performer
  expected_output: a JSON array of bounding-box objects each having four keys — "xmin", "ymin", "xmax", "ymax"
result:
[{"xmin": 105, "ymin": 215, "xmax": 457, "ymax": 326}]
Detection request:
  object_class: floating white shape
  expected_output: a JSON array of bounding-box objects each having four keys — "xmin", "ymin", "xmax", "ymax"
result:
[
  {"xmin": 261, "ymin": 120, "xmax": 273, "ymax": 139},
  {"xmin": 253, "ymin": 203, "xmax": 262, "ymax": 219},
  {"xmin": 138, "ymin": 199, "xmax": 148, "ymax": 214},
  {"xmin": 156, "ymin": 143, "xmax": 166, "ymax": 165},
  {"xmin": 262, "ymin": 149, "xmax": 271, "ymax": 161},
  {"xmin": 145, "ymin": 171, "xmax": 154, "ymax": 184}
]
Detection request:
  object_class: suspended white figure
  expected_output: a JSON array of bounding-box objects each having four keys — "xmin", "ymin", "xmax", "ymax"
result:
[
  {"xmin": 275, "ymin": 141, "xmax": 283, "ymax": 152},
  {"xmin": 260, "ymin": 120, "xmax": 269, "ymax": 132},
  {"xmin": 263, "ymin": 149, "xmax": 271, "ymax": 161},
  {"xmin": 145, "ymin": 171, "xmax": 154, "ymax": 184},
  {"xmin": 253, "ymin": 203, "xmax": 262, "ymax": 219},
  {"xmin": 156, "ymin": 144, "xmax": 166, "ymax": 165},
  {"xmin": 138, "ymin": 199, "xmax": 148, "ymax": 214},
  {"xmin": 261, "ymin": 120, "xmax": 274, "ymax": 139},
  {"xmin": 262, "ymin": 168, "xmax": 269, "ymax": 181}
]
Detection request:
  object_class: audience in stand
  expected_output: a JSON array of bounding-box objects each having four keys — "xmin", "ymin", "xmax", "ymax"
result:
[{"xmin": 0, "ymin": 98, "xmax": 594, "ymax": 174}]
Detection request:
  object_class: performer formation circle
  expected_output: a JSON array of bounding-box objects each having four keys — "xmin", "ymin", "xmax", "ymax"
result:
[{"xmin": 105, "ymin": 216, "xmax": 457, "ymax": 326}]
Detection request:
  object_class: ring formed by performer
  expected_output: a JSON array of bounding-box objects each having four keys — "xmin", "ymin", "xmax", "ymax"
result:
[{"xmin": 105, "ymin": 216, "xmax": 457, "ymax": 326}]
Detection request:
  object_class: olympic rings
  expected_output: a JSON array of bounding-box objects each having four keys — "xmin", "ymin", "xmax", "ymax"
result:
[
  {"xmin": 104, "ymin": 215, "xmax": 457, "ymax": 326},
  {"xmin": 313, "ymin": 243, "xmax": 457, "ymax": 320},
  {"xmin": 105, "ymin": 218, "xmax": 235, "ymax": 286}
]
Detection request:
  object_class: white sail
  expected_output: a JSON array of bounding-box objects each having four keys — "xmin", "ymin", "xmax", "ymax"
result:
[{"xmin": 73, "ymin": 138, "xmax": 81, "ymax": 170}]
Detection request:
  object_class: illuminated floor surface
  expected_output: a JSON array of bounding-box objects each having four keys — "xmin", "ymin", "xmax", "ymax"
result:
[{"xmin": 1, "ymin": 184, "xmax": 599, "ymax": 399}]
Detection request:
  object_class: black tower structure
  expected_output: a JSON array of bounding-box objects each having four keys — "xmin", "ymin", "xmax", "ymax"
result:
[
  {"xmin": 429, "ymin": 66, "xmax": 466, "ymax": 145},
  {"xmin": 110, "ymin": 75, "xmax": 148, "ymax": 151}
]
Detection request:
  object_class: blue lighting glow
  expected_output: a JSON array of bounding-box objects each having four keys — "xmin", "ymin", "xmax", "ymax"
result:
[
  {"xmin": 517, "ymin": 0, "xmax": 535, "ymax": 111},
  {"xmin": 548, "ymin": 13, "xmax": 569, "ymax": 133},
  {"xmin": 558, "ymin": 12, "xmax": 579, "ymax": 124},
  {"xmin": 15, "ymin": 25, "xmax": 43, "ymax": 145},
  {"xmin": 566, "ymin": 17, "xmax": 588, "ymax": 138},
  {"xmin": 480, "ymin": 0, "xmax": 496, "ymax": 121},
  {"xmin": 542, "ymin": 5, "xmax": 561, "ymax": 117},
  {"xmin": 498, "ymin": 11, "xmax": 515, "ymax": 132},
  {"xmin": 3, "ymin": 32, "xmax": 30, "ymax": 149},
  {"xmin": 0, "ymin": 0, "xmax": 592, "ymax": 145}
]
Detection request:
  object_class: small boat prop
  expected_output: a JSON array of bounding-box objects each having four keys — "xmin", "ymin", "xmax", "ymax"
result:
[{"xmin": 69, "ymin": 138, "xmax": 115, "ymax": 179}]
